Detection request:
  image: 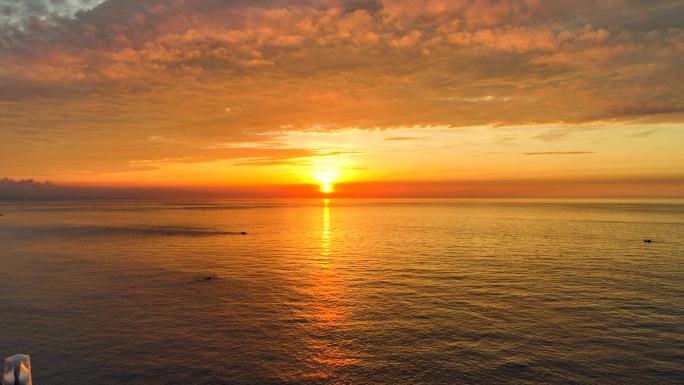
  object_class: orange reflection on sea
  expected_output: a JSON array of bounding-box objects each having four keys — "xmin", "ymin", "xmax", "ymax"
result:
[
  {"xmin": 301, "ymin": 199, "xmax": 359, "ymax": 381},
  {"xmin": 319, "ymin": 198, "xmax": 331, "ymax": 268}
]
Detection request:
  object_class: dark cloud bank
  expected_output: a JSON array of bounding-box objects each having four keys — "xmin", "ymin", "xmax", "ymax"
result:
[{"xmin": 2, "ymin": 178, "xmax": 682, "ymax": 200}]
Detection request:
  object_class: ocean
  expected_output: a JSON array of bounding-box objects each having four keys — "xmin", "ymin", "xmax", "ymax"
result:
[{"xmin": 0, "ymin": 200, "xmax": 682, "ymax": 384}]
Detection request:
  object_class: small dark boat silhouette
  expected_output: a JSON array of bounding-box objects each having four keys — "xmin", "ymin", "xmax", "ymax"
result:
[{"xmin": 644, "ymin": 239, "xmax": 653, "ymax": 243}]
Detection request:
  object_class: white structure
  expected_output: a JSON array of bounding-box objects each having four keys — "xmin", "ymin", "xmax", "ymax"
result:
[{"xmin": 3, "ymin": 354, "xmax": 32, "ymax": 385}]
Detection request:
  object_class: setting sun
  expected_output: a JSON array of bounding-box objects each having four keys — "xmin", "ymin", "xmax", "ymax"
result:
[
  {"xmin": 320, "ymin": 183, "xmax": 333, "ymax": 193},
  {"xmin": 313, "ymin": 166, "xmax": 338, "ymax": 195}
]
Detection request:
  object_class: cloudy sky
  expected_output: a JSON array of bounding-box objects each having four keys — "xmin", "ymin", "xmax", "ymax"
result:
[{"xmin": 1, "ymin": 0, "xmax": 683, "ymax": 197}]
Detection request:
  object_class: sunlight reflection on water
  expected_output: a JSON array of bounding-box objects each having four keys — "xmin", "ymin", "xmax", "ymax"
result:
[{"xmin": 0, "ymin": 200, "xmax": 683, "ymax": 384}]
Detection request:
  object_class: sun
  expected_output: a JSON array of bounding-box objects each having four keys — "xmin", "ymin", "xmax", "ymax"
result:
[
  {"xmin": 308, "ymin": 154, "xmax": 354, "ymax": 195},
  {"xmin": 313, "ymin": 170, "xmax": 337, "ymax": 194}
]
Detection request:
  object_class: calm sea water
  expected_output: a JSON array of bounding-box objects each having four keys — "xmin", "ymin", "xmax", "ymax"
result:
[{"xmin": 0, "ymin": 200, "xmax": 682, "ymax": 384}]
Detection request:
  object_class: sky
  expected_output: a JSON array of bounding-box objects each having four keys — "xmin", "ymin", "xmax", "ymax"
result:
[{"xmin": 1, "ymin": 0, "xmax": 683, "ymax": 198}]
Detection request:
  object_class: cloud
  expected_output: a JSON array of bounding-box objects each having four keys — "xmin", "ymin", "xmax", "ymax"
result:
[
  {"xmin": 0, "ymin": 177, "xmax": 317, "ymax": 200},
  {"xmin": 0, "ymin": 177, "xmax": 60, "ymax": 200},
  {"xmin": 0, "ymin": 0, "xmax": 106, "ymax": 27},
  {"xmin": 3, "ymin": 176, "xmax": 682, "ymax": 200},
  {"xmin": 0, "ymin": 177, "xmax": 684, "ymax": 201},
  {"xmin": 611, "ymin": 102, "xmax": 684, "ymax": 117},
  {"xmin": 383, "ymin": 136, "xmax": 427, "ymax": 141},
  {"xmin": 628, "ymin": 129, "xmax": 657, "ymax": 138},
  {"xmin": 523, "ymin": 151, "xmax": 594, "ymax": 155},
  {"xmin": 231, "ymin": 158, "xmax": 301, "ymax": 166},
  {"xmin": 330, "ymin": 177, "xmax": 684, "ymax": 199},
  {"xmin": 0, "ymin": 177, "xmax": 50, "ymax": 187},
  {"xmin": 0, "ymin": 0, "xmax": 683, "ymax": 177},
  {"xmin": 458, "ymin": 96, "xmax": 511, "ymax": 103}
]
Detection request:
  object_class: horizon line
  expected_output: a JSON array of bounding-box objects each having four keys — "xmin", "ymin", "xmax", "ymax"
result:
[{"xmin": 1, "ymin": 177, "xmax": 683, "ymax": 200}]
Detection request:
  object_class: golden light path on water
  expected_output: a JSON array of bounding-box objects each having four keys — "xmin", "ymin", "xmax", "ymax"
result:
[
  {"xmin": 322, "ymin": 199, "xmax": 331, "ymax": 267},
  {"xmin": 301, "ymin": 199, "xmax": 358, "ymax": 381}
]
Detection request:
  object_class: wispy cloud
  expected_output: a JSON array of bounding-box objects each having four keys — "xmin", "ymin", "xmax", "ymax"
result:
[
  {"xmin": 629, "ymin": 129, "xmax": 658, "ymax": 138},
  {"xmin": 523, "ymin": 151, "xmax": 594, "ymax": 156},
  {"xmin": 457, "ymin": 96, "xmax": 511, "ymax": 103},
  {"xmin": 383, "ymin": 136, "xmax": 427, "ymax": 141}
]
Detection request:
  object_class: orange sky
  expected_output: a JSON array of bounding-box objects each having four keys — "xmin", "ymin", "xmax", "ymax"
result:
[{"xmin": 1, "ymin": 0, "xmax": 683, "ymax": 198}]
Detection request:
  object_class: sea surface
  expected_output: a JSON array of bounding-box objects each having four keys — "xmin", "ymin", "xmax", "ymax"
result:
[{"xmin": 0, "ymin": 199, "xmax": 682, "ymax": 384}]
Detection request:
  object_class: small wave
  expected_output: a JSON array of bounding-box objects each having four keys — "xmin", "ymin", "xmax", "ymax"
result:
[
  {"xmin": 2, "ymin": 224, "xmax": 247, "ymax": 238},
  {"xmin": 13, "ymin": 205, "xmax": 264, "ymax": 212}
]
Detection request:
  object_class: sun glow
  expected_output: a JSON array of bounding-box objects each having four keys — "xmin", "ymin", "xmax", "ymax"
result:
[
  {"xmin": 307, "ymin": 153, "xmax": 363, "ymax": 194},
  {"xmin": 317, "ymin": 172, "xmax": 335, "ymax": 193},
  {"xmin": 321, "ymin": 183, "xmax": 333, "ymax": 193},
  {"xmin": 313, "ymin": 166, "xmax": 338, "ymax": 194}
]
